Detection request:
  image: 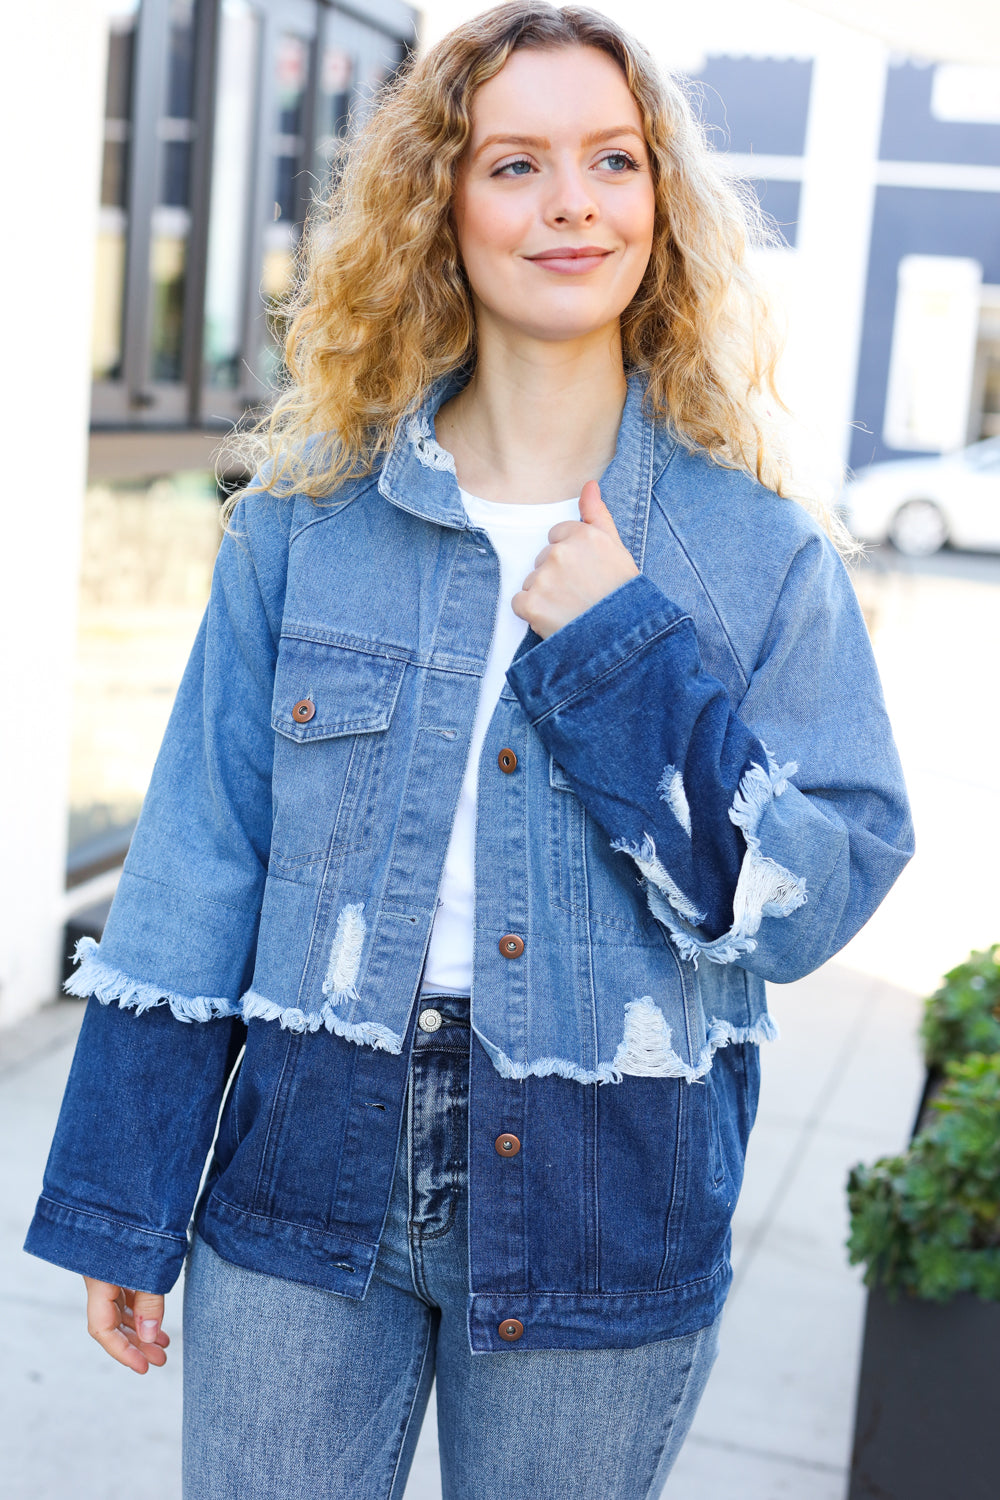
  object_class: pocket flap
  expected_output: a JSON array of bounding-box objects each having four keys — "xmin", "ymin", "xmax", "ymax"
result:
[
  {"xmin": 549, "ymin": 755, "xmax": 575, "ymax": 792},
  {"xmin": 272, "ymin": 638, "xmax": 405, "ymax": 742}
]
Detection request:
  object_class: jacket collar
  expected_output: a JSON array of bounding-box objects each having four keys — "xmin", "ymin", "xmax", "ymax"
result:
[{"xmin": 378, "ymin": 367, "xmax": 666, "ymax": 570}]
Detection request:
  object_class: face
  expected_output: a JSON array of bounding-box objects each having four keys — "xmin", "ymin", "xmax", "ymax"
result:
[{"xmin": 452, "ymin": 45, "xmax": 656, "ymax": 348}]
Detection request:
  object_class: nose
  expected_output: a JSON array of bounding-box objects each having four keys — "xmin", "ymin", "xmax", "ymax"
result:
[{"xmin": 544, "ymin": 157, "xmax": 598, "ymax": 228}]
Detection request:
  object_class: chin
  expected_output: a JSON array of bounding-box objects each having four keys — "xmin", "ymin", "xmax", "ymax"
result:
[{"xmin": 498, "ymin": 308, "xmax": 626, "ymax": 345}]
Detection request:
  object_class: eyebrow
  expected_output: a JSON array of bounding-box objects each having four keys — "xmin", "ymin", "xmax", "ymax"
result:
[{"xmin": 472, "ymin": 125, "xmax": 646, "ymax": 159}]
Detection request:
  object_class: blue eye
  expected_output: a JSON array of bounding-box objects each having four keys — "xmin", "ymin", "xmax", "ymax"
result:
[
  {"xmin": 600, "ymin": 151, "xmax": 639, "ymax": 172},
  {"xmin": 493, "ymin": 157, "xmax": 534, "ymax": 177}
]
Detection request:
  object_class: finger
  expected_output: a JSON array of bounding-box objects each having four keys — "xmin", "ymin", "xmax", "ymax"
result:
[
  {"xmin": 578, "ymin": 480, "xmax": 619, "ymax": 536},
  {"xmin": 545, "ymin": 520, "xmax": 584, "ymax": 545},
  {"xmin": 85, "ymin": 1280, "xmax": 156, "ymax": 1374},
  {"xmin": 533, "ymin": 543, "xmax": 553, "ymax": 568},
  {"xmin": 129, "ymin": 1288, "xmax": 165, "ymax": 1348},
  {"xmin": 116, "ymin": 1318, "xmax": 169, "ymax": 1366},
  {"xmin": 121, "ymin": 1302, "xmax": 171, "ymax": 1348},
  {"xmin": 511, "ymin": 589, "xmax": 531, "ymax": 623}
]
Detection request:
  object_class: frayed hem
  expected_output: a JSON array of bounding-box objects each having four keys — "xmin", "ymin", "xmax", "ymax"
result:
[
  {"xmin": 240, "ymin": 990, "xmax": 403, "ymax": 1053},
  {"xmin": 474, "ymin": 1001, "xmax": 779, "ymax": 1087},
  {"xmin": 63, "ymin": 938, "xmax": 237, "ymax": 1023},
  {"xmin": 610, "ymin": 834, "xmax": 706, "ymax": 926},
  {"xmin": 639, "ymin": 745, "xmax": 807, "ymax": 968},
  {"xmin": 64, "ymin": 940, "xmax": 403, "ymax": 1051}
]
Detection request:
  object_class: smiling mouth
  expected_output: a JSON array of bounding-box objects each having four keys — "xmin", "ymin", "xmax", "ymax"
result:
[
  {"xmin": 525, "ymin": 246, "xmax": 613, "ymax": 262},
  {"xmin": 523, "ymin": 246, "xmax": 614, "ymax": 275}
]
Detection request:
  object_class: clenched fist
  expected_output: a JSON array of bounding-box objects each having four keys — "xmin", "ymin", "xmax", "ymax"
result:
[{"xmin": 511, "ymin": 479, "xmax": 639, "ymax": 640}]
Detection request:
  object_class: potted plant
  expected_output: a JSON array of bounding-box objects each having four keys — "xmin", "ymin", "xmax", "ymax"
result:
[{"xmin": 846, "ymin": 945, "xmax": 1000, "ymax": 1500}]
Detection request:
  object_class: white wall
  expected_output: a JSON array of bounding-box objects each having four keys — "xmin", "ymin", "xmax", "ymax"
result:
[{"xmin": 0, "ymin": 2, "xmax": 110, "ymax": 1024}]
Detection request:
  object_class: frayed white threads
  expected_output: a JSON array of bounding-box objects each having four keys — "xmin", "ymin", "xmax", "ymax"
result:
[
  {"xmin": 406, "ymin": 414, "xmax": 456, "ymax": 474},
  {"xmin": 63, "ymin": 937, "xmax": 236, "ymax": 1023},
  {"xmin": 610, "ymin": 833, "xmax": 706, "ymax": 926},
  {"xmin": 644, "ymin": 748, "xmax": 806, "ymax": 967},
  {"xmin": 240, "ymin": 990, "xmax": 402, "ymax": 1052},
  {"xmin": 657, "ymin": 765, "xmax": 692, "ymax": 837},
  {"xmin": 322, "ymin": 903, "xmax": 366, "ymax": 1004},
  {"xmin": 478, "ymin": 1000, "xmax": 780, "ymax": 1086}
]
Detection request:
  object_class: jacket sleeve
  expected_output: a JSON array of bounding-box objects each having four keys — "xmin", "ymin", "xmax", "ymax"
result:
[
  {"xmin": 65, "ymin": 490, "xmax": 286, "ymax": 1014},
  {"xmin": 505, "ymin": 537, "xmax": 914, "ymax": 983},
  {"xmin": 23, "ymin": 490, "xmax": 286, "ymax": 1290},
  {"xmin": 23, "ymin": 998, "xmax": 243, "ymax": 1292}
]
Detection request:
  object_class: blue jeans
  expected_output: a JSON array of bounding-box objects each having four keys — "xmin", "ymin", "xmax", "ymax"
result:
[{"xmin": 182, "ymin": 996, "xmax": 721, "ymax": 1498}]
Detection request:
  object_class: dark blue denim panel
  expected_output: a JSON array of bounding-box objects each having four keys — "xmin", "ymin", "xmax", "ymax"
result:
[
  {"xmin": 24, "ymin": 996, "xmax": 243, "ymax": 1293},
  {"xmin": 507, "ymin": 573, "xmax": 767, "ymax": 939},
  {"xmin": 468, "ymin": 1030, "xmax": 749, "ymax": 1303},
  {"xmin": 193, "ymin": 1001, "xmax": 420, "ymax": 1297}
]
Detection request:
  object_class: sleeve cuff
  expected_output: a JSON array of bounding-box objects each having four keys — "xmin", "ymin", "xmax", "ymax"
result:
[
  {"xmin": 506, "ymin": 574, "xmax": 691, "ymax": 722},
  {"xmin": 23, "ymin": 1196, "xmax": 188, "ymax": 1294}
]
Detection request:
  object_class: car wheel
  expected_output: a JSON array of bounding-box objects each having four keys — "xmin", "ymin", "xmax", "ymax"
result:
[{"xmin": 888, "ymin": 499, "xmax": 948, "ymax": 557}]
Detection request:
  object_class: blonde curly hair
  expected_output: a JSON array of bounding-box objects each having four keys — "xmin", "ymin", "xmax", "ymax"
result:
[{"xmin": 229, "ymin": 1, "xmax": 842, "ymax": 539}]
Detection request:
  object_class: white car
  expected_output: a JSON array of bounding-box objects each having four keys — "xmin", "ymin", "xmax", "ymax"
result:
[{"xmin": 841, "ymin": 436, "xmax": 1000, "ymax": 556}]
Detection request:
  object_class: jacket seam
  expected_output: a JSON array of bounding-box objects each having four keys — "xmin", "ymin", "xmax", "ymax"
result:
[
  {"xmin": 288, "ymin": 474, "xmax": 380, "ymax": 541},
  {"xmin": 119, "ymin": 868, "xmax": 263, "ymax": 916},
  {"xmin": 472, "ymin": 1260, "xmax": 729, "ymax": 1299},
  {"xmin": 520, "ymin": 614, "xmax": 692, "ymax": 725},
  {"xmin": 208, "ymin": 1191, "xmax": 379, "ymax": 1251},
  {"xmin": 650, "ymin": 486, "xmax": 751, "ymax": 692},
  {"xmin": 35, "ymin": 1195, "xmax": 187, "ymax": 1246}
]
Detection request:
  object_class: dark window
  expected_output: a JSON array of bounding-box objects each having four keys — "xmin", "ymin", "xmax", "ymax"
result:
[
  {"xmin": 695, "ymin": 56, "xmax": 813, "ymax": 158},
  {"xmin": 91, "ymin": 0, "xmax": 417, "ymax": 428}
]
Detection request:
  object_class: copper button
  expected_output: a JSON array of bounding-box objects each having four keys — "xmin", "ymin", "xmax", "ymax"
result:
[
  {"xmin": 499, "ymin": 934, "xmax": 525, "ymax": 959},
  {"xmin": 495, "ymin": 1133, "xmax": 521, "ymax": 1157},
  {"xmin": 292, "ymin": 699, "xmax": 315, "ymax": 724},
  {"xmin": 498, "ymin": 1318, "xmax": 524, "ymax": 1342},
  {"xmin": 498, "ymin": 748, "xmax": 517, "ymax": 774}
]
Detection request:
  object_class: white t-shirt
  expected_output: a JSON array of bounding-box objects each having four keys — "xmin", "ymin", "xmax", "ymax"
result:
[{"xmin": 420, "ymin": 487, "xmax": 581, "ymax": 996}]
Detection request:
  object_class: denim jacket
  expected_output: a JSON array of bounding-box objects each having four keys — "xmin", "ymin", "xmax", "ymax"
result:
[{"xmin": 25, "ymin": 373, "xmax": 912, "ymax": 1352}]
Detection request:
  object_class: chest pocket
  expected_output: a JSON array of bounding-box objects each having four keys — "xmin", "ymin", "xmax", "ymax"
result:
[{"xmin": 269, "ymin": 636, "xmax": 405, "ymax": 878}]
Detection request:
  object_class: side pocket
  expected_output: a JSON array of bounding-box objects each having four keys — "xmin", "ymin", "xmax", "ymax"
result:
[{"xmin": 707, "ymin": 1076, "xmax": 726, "ymax": 1189}]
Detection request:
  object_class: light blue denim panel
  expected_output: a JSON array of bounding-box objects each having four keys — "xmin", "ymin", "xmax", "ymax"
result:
[{"xmin": 67, "ymin": 371, "xmax": 914, "ymax": 1086}]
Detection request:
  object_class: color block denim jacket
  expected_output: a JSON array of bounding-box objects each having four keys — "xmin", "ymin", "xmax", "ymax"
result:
[{"xmin": 25, "ymin": 373, "xmax": 913, "ymax": 1352}]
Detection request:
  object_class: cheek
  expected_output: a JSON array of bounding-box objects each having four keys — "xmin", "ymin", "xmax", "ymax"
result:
[
  {"xmin": 455, "ymin": 188, "xmax": 528, "ymax": 271},
  {"xmin": 620, "ymin": 184, "xmax": 656, "ymax": 254}
]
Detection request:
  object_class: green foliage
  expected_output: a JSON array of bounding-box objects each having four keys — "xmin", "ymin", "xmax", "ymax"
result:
[
  {"xmin": 920, "ymin": 945, "xmax": 1000, "ymax": 1070},
  {"xmin": 847, "ymin": 1052, "xmax": 1000, "ymax": 1301}
]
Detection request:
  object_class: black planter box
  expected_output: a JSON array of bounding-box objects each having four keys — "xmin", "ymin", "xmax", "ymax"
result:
[{"xmin": 849, "ymin": 1284, "xmax": 1000, "ymax": 1499}]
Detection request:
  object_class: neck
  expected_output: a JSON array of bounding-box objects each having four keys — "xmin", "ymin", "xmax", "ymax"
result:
[{"xmin": 435, "ymin": 316, "xmax": 628, "ymax": 504}]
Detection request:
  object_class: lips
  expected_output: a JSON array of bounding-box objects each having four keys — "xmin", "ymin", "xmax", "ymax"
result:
[
  {"xmin": 526, "ymin": 246, "xmax": 612, "ymax": 262},
  {"xmin": 524, "ymin": 245, "xmax": 614, "ymax": 275}
]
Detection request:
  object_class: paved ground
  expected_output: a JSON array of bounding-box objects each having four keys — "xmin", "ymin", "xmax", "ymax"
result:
[
  {"xmin": 0, "ymin": 965, "xmax": 922, "ymax": 1500},
  {"xmin": 3, "ymin": 546, "xmax": 997, "ymax": 1497}
]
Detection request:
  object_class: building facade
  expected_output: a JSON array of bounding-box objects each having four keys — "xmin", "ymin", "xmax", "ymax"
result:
[{"xmin": 0, "ymin": 0, "xmax": 416, "ymax": 1027}]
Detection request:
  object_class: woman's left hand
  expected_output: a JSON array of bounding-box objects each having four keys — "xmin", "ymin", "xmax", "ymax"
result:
[{"xmin": 511, "ymin": 480, "xmax": 640, "ymax": 640}]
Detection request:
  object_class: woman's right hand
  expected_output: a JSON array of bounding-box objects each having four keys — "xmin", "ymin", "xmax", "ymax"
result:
[{"xmin": 83, "ymin": 1276, "xmax": 169, "ymax": 1374}]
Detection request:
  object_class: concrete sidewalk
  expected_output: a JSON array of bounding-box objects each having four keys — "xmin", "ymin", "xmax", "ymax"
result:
[{"xmin": 1, "ymin": 962, "xmax": 922, "ymax": 1499}]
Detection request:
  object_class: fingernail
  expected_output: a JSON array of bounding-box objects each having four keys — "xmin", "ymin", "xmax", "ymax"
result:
[{"xmin": 139, "ymin": 1318, "xmax": 159, "ymax": 1343}]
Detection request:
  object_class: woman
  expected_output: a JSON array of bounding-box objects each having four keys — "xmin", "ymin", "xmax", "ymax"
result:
[{"xmin": 26, "ymin": 4, "xmax": 913, "ymax": 1496}]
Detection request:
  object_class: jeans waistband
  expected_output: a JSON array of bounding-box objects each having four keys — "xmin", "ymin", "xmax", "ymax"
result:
[{"xmin": 415, "ymin": 994, "xmax": 470, "ymax": 1034}]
